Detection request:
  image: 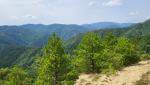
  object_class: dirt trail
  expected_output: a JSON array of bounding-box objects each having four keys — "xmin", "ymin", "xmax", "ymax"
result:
[{"xmin": 75, "ymin": 60, "xmax": 150, "ymax": 85}]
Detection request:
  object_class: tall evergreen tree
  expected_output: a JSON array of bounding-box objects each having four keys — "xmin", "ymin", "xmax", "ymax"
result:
[
  {"xmin": 35, "ymin": 33, "xmax": 76, "ymax": 85},
  {"xmin": 75, "ymin": 32, "xmax": 103, "ymax": 72},
  {"xmin": 96, "ymin": 33, "xmax": 123, "ymax": 73},
  {"xmin": 115, "ymin": 37, "xmax": 140, "ymax": 66}
]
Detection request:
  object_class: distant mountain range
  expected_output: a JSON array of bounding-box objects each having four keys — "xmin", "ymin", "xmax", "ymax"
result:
[
  {"xmin": 0, "ymin": 22, "xmax": 133, "ymax": 47},
  {"xmin": 82, "ymin": 22, "xmax": 133, "ymax": 29}
]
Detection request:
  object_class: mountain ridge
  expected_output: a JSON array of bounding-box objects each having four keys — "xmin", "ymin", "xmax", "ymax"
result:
[{"xmin": 0, "ymin": 22, "xmax": 133, "ymax": 47}]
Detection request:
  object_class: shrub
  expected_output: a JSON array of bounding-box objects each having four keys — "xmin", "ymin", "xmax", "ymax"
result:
[{"xmin": 141, "ymin": 54, "xmax": 150, "ymax": 60}]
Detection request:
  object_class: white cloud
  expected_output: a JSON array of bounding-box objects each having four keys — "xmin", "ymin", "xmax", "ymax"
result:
[
  {"xmin": 102, "ymin": 0, "xmax": 123, "ymax": 7},
  {"xmin": 0, "ymin": 0, "xmax": 149, "ymax": 25},
  {"xmin": 129, "ymin": 11, "xmax": 138, "ymax": 16},
  {"xmin": 9, "ymin": 15, "xmax": 37, "ymax": 21},
  {"xmin": 23, "ymin": 15, "xmax": 37, "ymax": 20},
  {"xmin": 9, "ymin": 16, "xmax": 19, "ymax": 20},
  {"xmin": 88, "ymin": 1, "xmax": 96, "ymax": 6},
  {"xmin": 142, "ymin": 16, "xmax": 150, "ymax": 21}
]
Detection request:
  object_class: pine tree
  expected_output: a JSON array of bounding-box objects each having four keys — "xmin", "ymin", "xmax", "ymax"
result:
[
  {"xmin": 115, "ymin": 37, "xmax": 140, "ymax": 66},
  {"xmin": 35, "ymin": 33, "xmax": 77, "ymax": 85},
  {"xmin": 75, "ymin": 32, "xmax": 103, "ymax": 73},
  {"xmin": 96, "ymin": 33, "xmax": 123, "ymax": 73}
]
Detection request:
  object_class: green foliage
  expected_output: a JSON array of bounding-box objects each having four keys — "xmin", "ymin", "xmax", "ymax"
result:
[
  {"xmin": 75, "ymin": 32, "xmax": 139, "ymax": 74},
  {"xmin": 98, "ymin": 49, "xmax": 123, "ymax": 72},
  {"xmin": 75, "ymin": 32, "xmax": 103, "ymax": 73},
  {"xmin": 142, "ymin": 35, "xmax": 150, "ymax": 54},
  {"xmin": 95, "ymin": 34, "xmax": 123, "ymax": 72},
  {"xmin": 0, "ymin": 68, "xmax": 10, "ymax": 84},
  {"xmin": 5, "ymin": 67, "xmax": 32, "ymax": 85},
  {"xmin": 0, "ymin": 66, "xmax": 31, "ymax": 85},
  {"xmin": 115, "ymin": 37, "xmax": 140, "ymax": 66},
  {"xmin": 0, "ymin": 47, "xmax": 41, "ymax": 68},
  {"xmin": 141, "ymin": 54, "xmax": 150, "ymax": 60},
  {"xmin": 35, "ymin": 33, "xmax": 78, "ymax": 85}
]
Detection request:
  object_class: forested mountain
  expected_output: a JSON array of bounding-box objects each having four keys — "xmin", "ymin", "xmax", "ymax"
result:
[
  {"xmin": 83, "ymin": 22, "xmax": 133, "ymax": 29},
  {"xmin": 0, "ymin": 47, "xmax": 41, "ymax": 67},
  {"xmin": 0, "ymin": 24, "xmax": 87, "ymax": 47},
  {"xmin": 0, "ymin": 22, "xmax": 132, "ymax": 47},
  {"xmin": 65, "ymin": 19, "xmax": 150, "ymax": 54},
  {"xmin": 125, "ymin": 19, "xmax": 150, "ymax": 37}
]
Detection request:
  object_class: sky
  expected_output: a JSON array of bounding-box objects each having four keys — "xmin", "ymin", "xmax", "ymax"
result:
[{"xmin": 0, "ymin": 0, "xmax": 150, "ymax": 25}]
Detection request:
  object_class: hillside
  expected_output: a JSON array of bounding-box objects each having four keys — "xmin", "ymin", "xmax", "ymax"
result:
[
  {"xmin": 83, "ymin": 22, "xmax": 133, "ymax": 29},
  {"xmin": 0, "ymin": 47, "xmax": 41, "ymax": 67},
  {"xmin": 65, "ymin": 19, "xmax": 150, "ymax": 54},
  {"xmin": 75, "ymin": 60, "xmax": 150, "ymax": 85},
  {"xmin": 125, "ymin": 19, "xmax": 150, "ymax": 37},
  {"xmin": 0, "ymin": 24, "xmax": 87, "ymax": 47}
]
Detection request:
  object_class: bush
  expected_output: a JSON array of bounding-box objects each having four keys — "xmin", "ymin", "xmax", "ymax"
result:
[
  {"xmin": 96, "ymin": 49, "xmax": 123, "ymax": 73},
  {"xmin": 0, "ymin": 67, "xmax": 32, "ymax": 85},
  {"xmin": 141, "ymin": 54, "xmax": 150, "ymax": 60},
  {"xmin": 115, "ymin": 37, "xmax": 140, "ymax": 66}
]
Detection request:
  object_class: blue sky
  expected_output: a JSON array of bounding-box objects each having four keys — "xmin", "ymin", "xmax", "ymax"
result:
[{"xmin": 0, "ymin": 0, "xmax": 150, "ymax": 25}]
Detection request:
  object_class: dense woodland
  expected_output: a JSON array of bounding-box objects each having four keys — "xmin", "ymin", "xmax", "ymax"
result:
[{"xmin": 0, "ymin": 19, "xmax": 150, "ymax": 85}]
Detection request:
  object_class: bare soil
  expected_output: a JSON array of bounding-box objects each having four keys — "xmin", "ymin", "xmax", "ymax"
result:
[{"xmin": 75, "ymin": 60, "xmax": 150, "ymax": 85}]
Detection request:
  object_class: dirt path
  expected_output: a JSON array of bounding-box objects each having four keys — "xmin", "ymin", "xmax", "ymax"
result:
[{"xmin": 75, "ymin": 60, "xmax": 150, "ymax": 85}]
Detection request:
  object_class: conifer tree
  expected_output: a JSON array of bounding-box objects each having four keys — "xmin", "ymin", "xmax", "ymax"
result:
[
  {"xmin": 115, "ymin": 37, "xmax": 139, "ymax": 66},
  {"xmin": 35, "ymin": 33, "xmax": 77, "ymax": 85},
  {"xmin": 75, "ymin": 32, "xmax": 103, "ymax": 72},
  {"xmin": 96, "ymin": 33, "xmax": 123, "ymax": 72}
]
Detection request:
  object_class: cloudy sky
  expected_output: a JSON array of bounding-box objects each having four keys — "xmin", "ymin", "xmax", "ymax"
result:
[{"xmin": 0, "ymin": 0, "xmax": 150, "ymax": 25}]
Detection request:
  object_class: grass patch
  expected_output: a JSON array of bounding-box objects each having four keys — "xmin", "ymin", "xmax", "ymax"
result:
[{"xmin": 141, "ymin": 54, "xmax": 150, "ymax": 60}]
